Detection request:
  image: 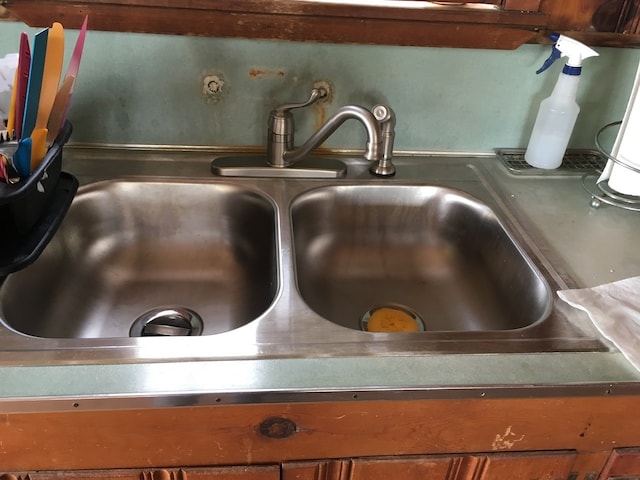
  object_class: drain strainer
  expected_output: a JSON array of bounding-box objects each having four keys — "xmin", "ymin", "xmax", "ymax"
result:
[
  {"xmin": 360, "ymin": 305, "xmax": 425, "ymax": 333},
  {"xmin": 130, "ymin": 307, "xmax": 204, "ymax": 337}
]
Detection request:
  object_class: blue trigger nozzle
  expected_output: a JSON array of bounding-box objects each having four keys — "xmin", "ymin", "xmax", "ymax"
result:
[{"xmin": 536, "ymin": 46, "xmax": 561, "ymax": 74}]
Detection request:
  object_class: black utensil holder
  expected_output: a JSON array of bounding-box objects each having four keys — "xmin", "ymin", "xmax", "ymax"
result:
[{"xmin": 0, "ymin": 121, "xmax": 78, "ymax": 275}]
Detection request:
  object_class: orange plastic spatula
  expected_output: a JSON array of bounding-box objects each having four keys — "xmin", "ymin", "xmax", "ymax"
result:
[
  {"xmin": 30, "ymin": 22, "xmax": 64, "ymax": 171},
  {"xmin": 6, "ymin": 69, "xmax": 18, "ymax": 139}
]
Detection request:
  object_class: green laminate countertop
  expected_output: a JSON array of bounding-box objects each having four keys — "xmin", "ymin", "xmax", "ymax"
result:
[{"xmin": 0, "ymin": 147, "xmax": 639, "ymax": 412}]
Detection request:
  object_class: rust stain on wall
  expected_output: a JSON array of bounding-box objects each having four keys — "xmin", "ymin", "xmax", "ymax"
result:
[
  {"xmin": 313, "ymin": 103, "xmax": 327, "ymax": 130},
  {"xmin": 249, "ymin": 69, "xmax": 286, "ymax": 79}
]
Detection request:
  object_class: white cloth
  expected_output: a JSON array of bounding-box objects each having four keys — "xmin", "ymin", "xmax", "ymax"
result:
[
  {"xmin": 0, "ymin": 53, "xmax": 17, "ymax": 120},
  {"xmin": 558, "ymin": 276, "xmax": 640, "ymax": 371}
]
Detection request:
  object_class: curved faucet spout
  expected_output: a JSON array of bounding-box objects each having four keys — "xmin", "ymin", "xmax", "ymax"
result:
[
  {"xmin": 282, "ymin": 105, "xmax": 382, "ymax": 165},
  {"xmin": 265, "ymin": 88, "xmax": 395, "ymax": 176}
]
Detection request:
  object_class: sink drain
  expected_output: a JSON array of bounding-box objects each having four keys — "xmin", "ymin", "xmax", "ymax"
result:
[
  {"xmin": 360, "ymin": 305, "xmax": 425, "ymax": 332},
  {"xmin": 130, "ymin": 307, "xmax": 204, "ymax": 337}
]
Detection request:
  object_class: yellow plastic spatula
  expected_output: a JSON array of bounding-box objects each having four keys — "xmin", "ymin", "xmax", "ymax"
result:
[
  {"xmin": 30, "ymin": 22, "xmax": 64, "ymax": 171},
  {"xmin": 5, "ymin": 69, "xmax": 18, "ymax": 139}
]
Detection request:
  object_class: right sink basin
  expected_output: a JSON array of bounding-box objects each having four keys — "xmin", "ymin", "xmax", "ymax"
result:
[{"xmin": 291, "ymin": 185, "xmax": 553, "ymax": 333}]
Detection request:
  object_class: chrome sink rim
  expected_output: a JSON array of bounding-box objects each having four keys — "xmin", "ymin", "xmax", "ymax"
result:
[{"xmin": 0, "ymin": 154, "xmax": 605, "ymax": 365}]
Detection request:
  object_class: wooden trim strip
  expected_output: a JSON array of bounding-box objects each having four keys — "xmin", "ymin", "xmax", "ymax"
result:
[
  {"xmin": 5, "ymin": 0, "xmax": 546, "ymax": 25},
  {"xmin": 3, "ymin": 1, "xmax": 543, "ymax": 49}
]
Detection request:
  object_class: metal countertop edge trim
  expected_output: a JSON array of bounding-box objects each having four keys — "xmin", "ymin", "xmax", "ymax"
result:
[
  {"xmin": 0, "ymin": 382, "xmax": 639, "ymax": 414},
  {"xmin": 62, "ymin": 143, "xmax": 496, "ymax": 158}
]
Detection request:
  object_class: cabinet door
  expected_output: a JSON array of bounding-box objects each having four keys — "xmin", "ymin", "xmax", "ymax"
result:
[
  {"xmin": 0, "ymin": 466, "xmax": 279, "ymax": 480},
  {"xmin": 283, "ymin": 451, "xmax": 578, "ymax": 480},
  {"xmin": 542, "ymin": 0, "xmax": 640, "ymax": 33},
  {"xmin": 599, "ymin": 448, "xmax": 640, "ymax": 479},
  {"xmin": 481, "ymin": 451, "xmax": 578, "ymax": 479},
  {"xmin": 282, "ymin": 456, "xmax": 459, "ymax": 480}
]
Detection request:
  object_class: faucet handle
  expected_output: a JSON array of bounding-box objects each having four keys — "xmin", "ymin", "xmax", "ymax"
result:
[
  {"xmin": 268, "ymin": 87, "xmax": 328, "ymax": 168},
  {"xmin": 274, "ymin": 88, "xmax": 328, "ymax": 115}
]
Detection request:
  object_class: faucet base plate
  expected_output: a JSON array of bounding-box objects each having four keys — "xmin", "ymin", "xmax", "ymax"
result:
[{"xmin": 211, "ymin": 156, "xmax": 346, "ymax": 178}]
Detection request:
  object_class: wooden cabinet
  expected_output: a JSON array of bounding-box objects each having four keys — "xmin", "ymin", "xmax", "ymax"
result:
[
  {"xmin": 542, "ymin": 0, "xmax": 640, "ymax": 34},
  {"xmin": 0, "ymin": 452, "xmax": 582, "ymax": 480},
  {"xmin": 599, "ymin": 448, "xmax": 640, "ymax": 479},
  {"xmin": 539, "ymin": 0, "xmax": 640, "ymax": 48},
  {"xmin": 6, "ymin": 0, "xmax": 640, "ymax": 48},
  {"xmin": 2, "ymin": 0, "xmax": 546, "ymax": 49},
  {"xmin": 0, "ymin": 395, "xmax": 638, "ymax": 479},
  {"xmin": 0, "ymin": 466, "xmax": 280, "ymax": 480},
  {"xmin": 283, "ymin": 451, "xmax": 578, "ymax": 480}
]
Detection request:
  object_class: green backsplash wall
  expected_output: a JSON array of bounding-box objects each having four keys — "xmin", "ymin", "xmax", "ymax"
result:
[{"xmin": 2, "ymin": 21, "xmax": 640, "ymax": 152}]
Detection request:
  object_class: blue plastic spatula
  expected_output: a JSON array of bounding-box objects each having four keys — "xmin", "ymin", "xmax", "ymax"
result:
[
  {"xmin": 21, "ymin": 28, "xmax": 48, "ymax": 140},
  {"xmin": 13, "ymin": 136, "xmax": 31, "ymax": 178},
  {"xmin": 14, "ymin": 27, "xmax": 47, "ymax": 177}
]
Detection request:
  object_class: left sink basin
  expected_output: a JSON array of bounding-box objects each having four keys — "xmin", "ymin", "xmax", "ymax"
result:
[{"xmin": 0, "ymin": 180, "xmax": 278, "ymax": 338}]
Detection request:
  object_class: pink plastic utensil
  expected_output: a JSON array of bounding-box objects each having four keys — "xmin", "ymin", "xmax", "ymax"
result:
[
  {"xmin": 47, "ymin": 15, "xmax": 87, "ymax": 144},
  {"xmin": 14, "ymin": 32, "xmax": 31, "ymax": 140}
]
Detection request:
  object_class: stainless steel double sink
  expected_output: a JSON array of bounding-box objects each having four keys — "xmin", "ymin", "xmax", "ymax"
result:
[{"xmin": 0, "ymin": 152, "xmax": 605, "ymax": 364}]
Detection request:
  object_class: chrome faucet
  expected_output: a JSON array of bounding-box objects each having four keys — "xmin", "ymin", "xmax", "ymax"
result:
[
  {"xmin": 211, "ymin": 87, "xmax": 396, "ymax": 178},
  {"xmin": 267, "ymin": 88, "xmax": 396, "ymax": 176}
]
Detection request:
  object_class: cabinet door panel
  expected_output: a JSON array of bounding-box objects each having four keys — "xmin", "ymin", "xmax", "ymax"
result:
[
  {"xmin": 0, "ymin": 466, "xmax": 280, "ymax": 480},
  {"xmin": 482, "ymin": 451, "xmax": 577, "ymax": 479},
  {"xmin": 282, "ymin": 456, "xmax": 455, "ymax": 480},
  {"xmin": 284, "ymin": 451, "xmax": 578, "ymax": 480},
  {"xmin": 599, "ymin": 448, "xmax": 640, "ymax": 479},
  {"xmin": 350, "ymin": 456, "xmax": 461, "ymax": 480}
]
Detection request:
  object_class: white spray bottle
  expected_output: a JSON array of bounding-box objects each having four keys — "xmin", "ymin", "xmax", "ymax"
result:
[{"xmin": 524, "ymin": 33, "xmax": 599, "ymax": 169}]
